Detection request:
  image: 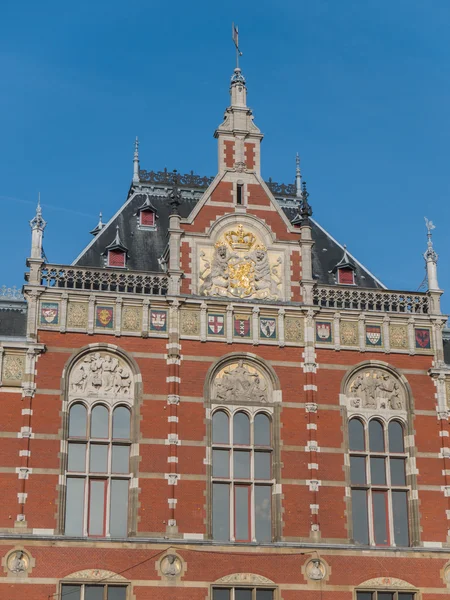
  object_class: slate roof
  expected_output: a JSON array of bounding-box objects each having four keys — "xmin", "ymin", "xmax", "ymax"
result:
[
  {"xmin": 443, "ymin": 329, "xmax": 450, "ymax": 365},
  {"xmin": 0, "ymin": 299, "xmax": 27, "ymax": 339},
  {"xmin": 74, "ymin": 175, "xmax": 384, "ymax": 290}
]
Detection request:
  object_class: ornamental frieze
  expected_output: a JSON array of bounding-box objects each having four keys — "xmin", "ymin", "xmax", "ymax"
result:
[
  {"xmin": 121, "ymin": 305, "xmax": 142, "ymax": 332},
  {"xmin": 389, "ymin": 324, "xmax": 408, "ymax": 350},
  {"xmin": 67, "ymin": 302, "xmax": 88, "ymax": 329},
  {"xmin": 69, "ymin": 351, "xmax": 134, "ymax": 400},
  {"xmin": 343, "ymin": 368, "xmax": 405, "ymax": 412},
  {"xmin": 340, "ymin": 320, "xmax": 358, "ymax": 346},
  {"xmin": 199, "ymin": 224, "xmax": 283, "ymax": 300},
  {"xmin": 212, "ymin": 360, "xmax": 269, "ymax": 404},
  {"xmin": 2, "ymin": 353, "xmax": 25, "ymax": 385}
]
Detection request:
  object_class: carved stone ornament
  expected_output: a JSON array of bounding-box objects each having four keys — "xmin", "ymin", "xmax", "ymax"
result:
[
  {"xmin": 344, "ymin": 368, "xmax": 405, "ymax": 412},
  {"xmin": 215, "ymin": 573, "xmax": 275, "ymax": 584},
  {"xmin": 64, "ymin": 569, "xmax": 126, "ymax": 581},
  {"xmin": 340, "ymin": 321, "xmax": 358, "ymax": 346},
  {"xmin": 67, "ymin": 302, "xmax": 88, "ymax": 329},
  {"xmin": 2, "ymin": 548, "xmax": 35, "ymax": 577},
  {"xmin": 212, "ymin": 361, "xmax": 270, "ymax": 404},
  {"xmin": 199, "ymin": 225, "xmax": 283, "ymax": 300},
  {"xmin": 358, "ymin": 577, "xmax": 414, "ymax": 589},
  {"xmin": 285, "ymin": 317, "xmax": 304, "ymax": 343},
  {"xmin": 69, "ymin": 351, "xmax": 134, "ymax": 400},
  {"xmin": 306, "ymin": 559, "xmax": 326, "ymax": 581},
  {"xmin": 180, "ymin": 310, "xmax": 200, "ymax": 336},
  {"xmin": 390, "ymin": 324, "xmax": 408, "ymax": 350},
  {"xmin": 443, "ymin": 563, "xmax": 450, "ymax": 585},
  {"xmin": 122, "ymin": 306, "xmax": 142, "ymax": 331},
  {"xmin": 2, "ymin": 353, "xmax": 25, "ymax": 384},
  {"xmin": 160, "ymin": 554, "xmax": 182, "ymax": 578}
]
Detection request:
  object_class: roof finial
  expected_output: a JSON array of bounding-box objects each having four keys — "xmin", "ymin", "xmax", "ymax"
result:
[
  {"xmin": 29, "ymin": 192, "xmax": 47, "ymax": 260},
  {"xmin": 299, "ymin": 181, "xmax": 313, "ymax": 225},
  {"xmin": 232, "ymin": 23, "xmax": 243, "ymax": 70},
  {"xmin": 30, "ymin": 192, "xmax": 46, "ymax": 231},
  {"xmin": 90, "ymin": 212, "xmax": 104, "ymax": 236},
  {"xmin": 295, "ymin": 153, "xmax": 302, "ymax": 198},
  {"xmin": 424, "ymin": 217, "xmax": 440, "ymax": 291},
  {"xmin": 133, "ymin": 136, "xmax": 140, "ymax": 184},
  {"xmin": 169, "ymin": 170, "xmax": 182, "ymax": 215}
]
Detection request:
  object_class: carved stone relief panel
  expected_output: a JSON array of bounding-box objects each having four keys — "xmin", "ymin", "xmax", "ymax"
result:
[
  {"xmin": 180, "ymin": 310, "xmax": 200, "ymax": 336},
  {"xmin": 340, "ymin": 321, "xmax": 358, "ymax": 346},
  {"xmin": 342, "ymin": 368, "xmax": 406, "ymax": 414},
  {"xmin": 198, "ymin": 224, "xmax": 283, "ymax": 300},
  {"xmin": 212, "ymin": 360, "xmax": 271, "ymax": 404},
  {"xmin": 285, "ymin": 317, "xmax": 304, "ymax": 343},
  {"xmin": 67, "ymin": 302, "xmax": 88, "ymax": 329},
  {"xmin": 390, "ymin": 324, "xmax": 408, "ymax": 350},
  {"xmin": 2, "ymin": 547, "xmax": 35, "ymax": 577},
  {"xmin": 69, "ymin": 351, "xmax": 134, "ymax": 401},
  {"xmin": 121, "ymin": 306, "xmax": 142, "ymax": 332},
  {"xmin": 2, "ymin": 353, "xmax": 25, "ymax": 386}
]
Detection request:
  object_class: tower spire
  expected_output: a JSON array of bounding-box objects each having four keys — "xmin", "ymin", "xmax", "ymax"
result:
[
  {"xmin": 29, "ymin": 193, "xmax": 46, "ymax": 259},
  {"xmin": 295, "ymin": 153, "xmax": 302, "ymax": 198},
  {"xmin": 424, "ymin": 217, "xmax": 440, "ymax": 291},
  {"xmin": 133, "ymin": 136, "xmax": 140, "ymax": 184}
]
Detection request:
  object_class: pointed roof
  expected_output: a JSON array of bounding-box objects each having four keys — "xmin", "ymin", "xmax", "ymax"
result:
[
  {"xmin": 331, "ymin": 244, "xmax": 356, "ymax": 273},
  {"xmin": 103, "ymin": 225, "xmax": 128, "ymax": 254},
  {"xmin": 90, "ymin": 212, "xmax": 104, "ymax": 236},
  {"xmin": 136, "ymin": 195, "xmax": 158, "ymax": 215},
  {"xmin": 30, "ymin": 195, "xmax": 46, "ymax": 231}
]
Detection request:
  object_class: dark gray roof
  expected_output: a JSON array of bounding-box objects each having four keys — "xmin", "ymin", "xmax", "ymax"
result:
[
  {"xmin": 444, "ymin": 329, "xmax": 450, "ymax": 365},
  {"xmin": 0, "ymin": 300, "xmax": 27, "ymax": 338},
  {"xmin": 74, "ymin": 174, "xmax": 383, "ymax": 290}
]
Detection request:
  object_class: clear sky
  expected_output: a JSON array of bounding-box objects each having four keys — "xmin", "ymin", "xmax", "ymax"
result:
[{"xmin": 1, "ymin": 0, "xmax": 449, "ymax": 312}]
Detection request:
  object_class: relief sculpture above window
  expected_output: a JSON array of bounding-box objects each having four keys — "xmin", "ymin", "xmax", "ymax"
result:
[
  {"xmin": 212, "ymin": 361, "xmax": 270, "ymax": 404},
  {"xmin": 69, "ymin": 352, "xmax": 134, "ymax": 400},
  {"xmin": 344, "ymin": 368, "xmax": 405, "ymax": 413},
  {"xmin": 199, "ymin": 224, "xmax": 283, "ymax": 300}
]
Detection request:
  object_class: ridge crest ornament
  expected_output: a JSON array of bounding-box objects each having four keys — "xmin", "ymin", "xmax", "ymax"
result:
[{"xmin": 199, "ymin": 225, "xmax": 282, "ymax": 300}]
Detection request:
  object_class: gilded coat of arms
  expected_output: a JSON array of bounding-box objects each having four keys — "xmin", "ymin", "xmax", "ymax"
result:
[{"xmin": 199, "ymin": 224, "xmax": 282, "ymax": 300}]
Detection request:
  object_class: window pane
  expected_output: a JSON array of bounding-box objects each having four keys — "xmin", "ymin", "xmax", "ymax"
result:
[
  {"xmin": 213, "ymin": 483, "xmax": 230, "ymax": 541},
  {"xmin": 234, "ymin": 451, "xmax": 250, "ymax": 479},
  {"xmin": 85, "ymin": 586, "xmax": 104, "ymax": 600},
  {"xmin": 369, "ymin": 420, "xmax": 385, "ymax": 452},
  {"xmin": 256, "ymin": 591, "xmax": 274, "ymax": 600},
  {"xmin": 378, "ymin": 594, "xmax": 394, "ymax": 600},
  {"xmin": 392, "ymin": 490, "xmax": 409, "ymax": 546},
  {"xmin": 350, "ymin": 456, "xmax": 366, "ymax": 484},
  {"xmin": 235, "ymin": 486, "xmax": 250, "ymax": 541},
  {"xmin": 351, "ymin": 489, "xmax": 369, "ymax": 544},
  {"xmin": 370, "ymin": 457, "xmax": 386, "ymax": 485},
  {"xmin": 108, "ymin": 587, "xmax": 127, "ymax": 600},
  {"xmin": 68, "ymin": 443, "xmax": 86, "ymax": 472},
  {"xmin": 88, "ymin": 480, "xmax": 105, "ymax": 536},
  {"xmin": 91, "ymin": 405, "xmax": 109, "ymax": 438},
  {"xmin": 69, "ymin": 404, "xmax": 87, "ymax": 438},
  {"xmin": 112, "ymin": 446, "xmax": 130, "ymax": 474},
  {"xmin": 373, "ymin": 491, "xmax": 389, "ymax": 545},
  {"xmin": 235, "ymin": 589, "xmax": 252, "ymax": 600},
  {"xmin": 254, "ymin": 413, "xmax": 271, "ymax": 446},
  {"xmin": 110, "ymin": 479, "xmax": 129, "ymax": 537},
  {"xmin": 255, "ymin": 451, "xmax": 271, "ymax": 480},
  {"xmin": 90, "ymin": 444, "xmax": 108, "ymax": 473},
  {"xmin": 61, "ymin": 585, "xmax": 81, "ymax": 600},
  {"xmin": 65, "ymin": 478, "xmax": 85, "ymax": 535},
  {"xmin": 389, "ymin": 421, "xmax": 404, "ymax": 453},
  {"xmin": 398, "ymin": 594, "xmax": 414, "ymax": 600},
  {"xmin": 212, "ymin": 411, "xmax": 229, "ymax": 444},
  {"xmin": 255, "ymin": 485, "xmax": 272, "ymax": 542},
  {"xmin": 213, "ymin": 449, "xmax": 230, "ymax": 478},
  {"xmin": 349, "ymin": 419, "xmax": 365, "ymax": 451},
  {"xmin": 356, "ymin": 593, "xmax": 373, "ymax": 600},
  {"xmin": 234, "ymin": 412, "xmax": 250, "ymax": 445},
  {"xmin": 113, "ymin": 407, "xmax": 131, "ymax": 439},
  {"xmin": 213, "ymin": 590, "xmax": 230, "ymax": 600},
  {"xmin": 390, "ymin": 458, "xmax": 406, "ymax": 486}
]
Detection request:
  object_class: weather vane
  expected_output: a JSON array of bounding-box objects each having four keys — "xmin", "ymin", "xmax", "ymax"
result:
[
  {"xmin": 424, "ymin": 217, "xmax": 435, "ymax": 236},
  {"xmin": 232, "ymin": 23, "xmax": 243, "ymax": 69}
]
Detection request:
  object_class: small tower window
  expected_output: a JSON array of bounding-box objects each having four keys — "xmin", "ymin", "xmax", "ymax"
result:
[
  {"xmin": 140, "ymin": 210, "xmax": 155, "ymax": 227},
  {"xmin": 338, "ymin": 267, "xmax": 355, "ymax": 285},
  {"xmin": 236, "ymin": 183, "xmax": 243, "ymax": 205},
  {"xmin": 108, "ymin": 249, "xmax": 126, "ymax": 268}
]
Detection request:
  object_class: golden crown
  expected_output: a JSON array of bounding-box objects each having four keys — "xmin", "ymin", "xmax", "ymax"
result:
[
  {"xmin": 254, "ymin": 243, "xmax": 267, "ymax": 251},
  {"xmin": 214, "ymin": 240, "xmax": 228, "ymax": 249},
  {"xmin": 225, "ymin": 224, "xmax": 256, "ymax": 250}
]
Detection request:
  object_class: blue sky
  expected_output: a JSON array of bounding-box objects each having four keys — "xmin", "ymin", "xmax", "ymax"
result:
[{"xmin": 1, "ymin": 1, "xmax": 449, "ymax": 312}]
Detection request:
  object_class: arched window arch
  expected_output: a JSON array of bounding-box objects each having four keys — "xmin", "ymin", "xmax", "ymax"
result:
[{"xmin": 64, "ymin": 349, "xmax": 136, "ymax": 538}]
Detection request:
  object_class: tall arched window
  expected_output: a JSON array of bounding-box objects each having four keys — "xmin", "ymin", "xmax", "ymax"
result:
[
  {"xmin": 212, "ymin": 409, "xmax": 273, "ymax": 542},
  {"xmin": 349, "ymin": 417, "xmax": 409, "ymax": 546},
  {"xmin": 65, "ymin": 350, "xmax": 135, "ymax": 538}
]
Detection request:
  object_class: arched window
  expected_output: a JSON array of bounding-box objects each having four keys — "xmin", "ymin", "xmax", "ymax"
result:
[
  {"xmin": 349, "ymin": 417, "xmax": 409, "ymax": 546},
  {"xmin": 65, "ymin": 403, "xmax": 131, "ymax": 537},
  {"xmin": 212, "ymin": 409, "xmax": 273, "ymax": 543}
]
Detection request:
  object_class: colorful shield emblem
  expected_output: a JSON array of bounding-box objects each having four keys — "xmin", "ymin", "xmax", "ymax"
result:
[
  {"xmin": 40, "ymin": 302, "xmax": 59, "ymax": 325},
  {"xmin": 260, "ymin": 318, "xmax": 276, "ymax": 339},
  {"xmin": 208, "ymin": 314, "xmax": 224, "ymax": 335},
  {"xmin": 316, "ymin": 321, "xmax": 332, "ymax": 342},
  {"xmin": 96, "ymin": 306, "xmax": 113, "ymax": 329},
  {"xmin": 366, "ymin": 325, "xmax": 382, "ymax": 346},
  {"xmin": 415, "ymin": 328, "xmax": 431, "ymax": 349},
  {"xmin": 234, "ymin": 314, "xmax": 251, "ymax": 337},
  {"xmin": 150, "ymin": 310, "xmax": 167, "ymax": 332}
]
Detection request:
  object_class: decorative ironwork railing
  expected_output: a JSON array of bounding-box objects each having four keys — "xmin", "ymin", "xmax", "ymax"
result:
[
  {"xmin": 39, "ymin": 266, "xmax": 169, "ymax": 296},
  {"xmin": 313, "ymin": 285, "xmax": 429, "ymax": 314},
  {"xmin": 139, "ymin": 168, "xmax": 214, "ymax": 189},
  {"xmin": 266, "ymin": 178, "xmax": 297, "ymax": 197},
  {"xmin": 0, "ymin": 285, "xmax": 25, "ymax": 301}
]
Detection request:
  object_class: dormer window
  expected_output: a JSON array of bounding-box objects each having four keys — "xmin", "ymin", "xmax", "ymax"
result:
[
  {"xmin": 108, "ymin": 249, "xmax": 126, "ymax": 268},
  {"xmin": 338, "ymin": 267, "xmax": 355, "ymax": 285},
  {"xmin": 140, "ymin": 209, "xmax": 155, "ymax": 227}
]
